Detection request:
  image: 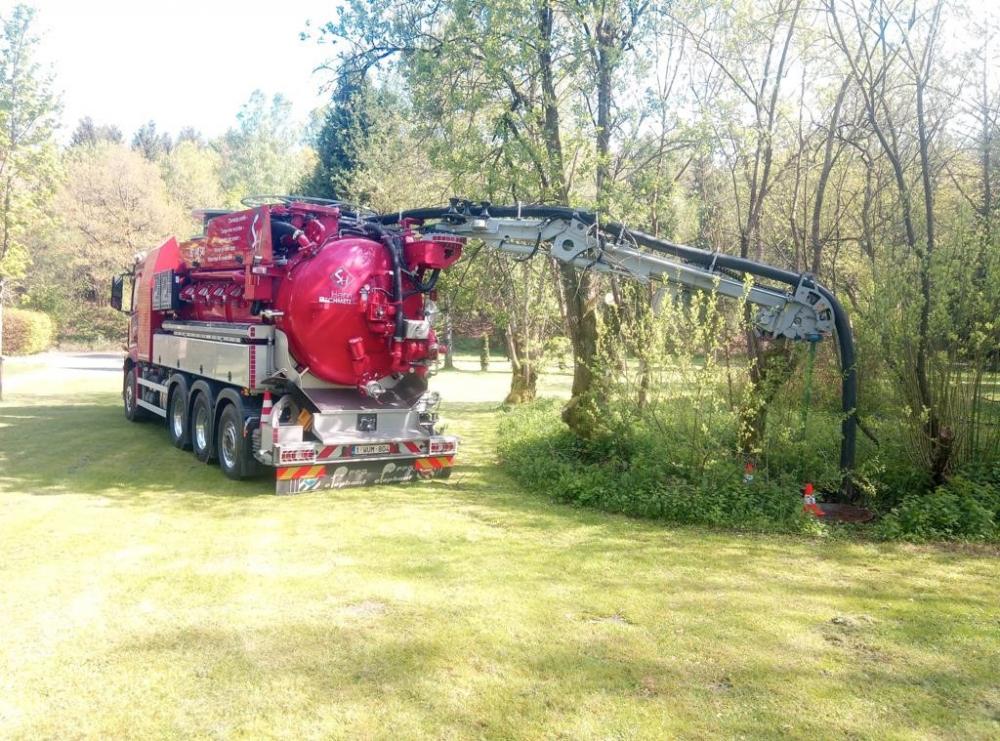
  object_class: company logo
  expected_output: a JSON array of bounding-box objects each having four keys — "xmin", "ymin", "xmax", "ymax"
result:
[
  {"xmin": 250, "ymin": 211, "xmax": 261, "ymax": 253},
  {"xmin": 331, "ymin": 267, "xmax": 353, "ymax": 288}
]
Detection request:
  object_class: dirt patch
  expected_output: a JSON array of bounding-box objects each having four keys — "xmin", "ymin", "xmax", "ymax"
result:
[
  {"xmin": 830, "ymin": 614, "xmax": 876, "ymax": 629},
  {"xmin": 587, "ymin": 612, "xmax": 632, "ymax": 626},
  {"xmin": 823, "ymin": 614, "xmax": 889, "ymax": 664},
  {"xmin": 336, "ymin": 600, "xmax": 387, "ymax": 620},
  {"xmin": 710, "ymin": 676, "xmax": 734, "ymax": 693}
]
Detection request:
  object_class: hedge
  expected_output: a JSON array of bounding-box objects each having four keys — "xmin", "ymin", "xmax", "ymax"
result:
[{"xmin": 2, "ymin": 307, "xmax": 54, "ymax": 355}]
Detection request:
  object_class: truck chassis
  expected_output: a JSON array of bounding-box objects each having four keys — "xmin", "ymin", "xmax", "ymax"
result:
[{"xmin": 124, "ymin": 319, "xmax": 456, "ymax": 494}]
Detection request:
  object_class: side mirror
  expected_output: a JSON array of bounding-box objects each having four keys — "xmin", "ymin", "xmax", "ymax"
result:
[{"xmin": 110, "ymin": 275, "xmax": 125, "ymax": 312}]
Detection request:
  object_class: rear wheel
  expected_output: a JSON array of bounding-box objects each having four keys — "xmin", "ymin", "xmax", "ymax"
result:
[
  {"xmin": 217, "ymin": 404, "xmax": 260, "ymax": 480},
  {"xmin": 191, "ymin": 393, "xmax": 214, "ymax": 463},
  {"xmin": 124, "ymin": 368, "xmax": 149, "ymax": 422},
  {"xmin": 168, "ymin": 385, "xmax": 190, "ymax": 449}
]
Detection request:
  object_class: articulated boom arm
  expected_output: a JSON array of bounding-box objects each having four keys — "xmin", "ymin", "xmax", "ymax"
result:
[
  {"xmin": 377, "ymin": 201, "xmax": 859, "ymax": 496},
  {"xmin": 432, "ymin": 215, "xmax": 835, "ymax": 343}
]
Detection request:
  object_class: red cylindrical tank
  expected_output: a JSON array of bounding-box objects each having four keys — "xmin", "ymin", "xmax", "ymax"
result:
[
  {"xmin": 272, "ymin": 236, "xmax": 430, "ymax": 385},
  {"xmin": 147, "ymin": 203, "xmax": 460, "ymax": 390}
]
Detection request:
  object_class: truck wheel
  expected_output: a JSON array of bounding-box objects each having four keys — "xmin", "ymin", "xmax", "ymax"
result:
[
  {"xmin": 191, "ymin": 393, "xmax": 215, "ymax": 463},
  {"xmin": 217, "ymin": 404, "xmax": 260, "ymax": 480},
  {"xmin": 168, "ymin": 386, "xmax": 190, "ymax": 450},
  {"xmin": 124, "ymin": 368, "xmax": 149, "ymax": 422}
]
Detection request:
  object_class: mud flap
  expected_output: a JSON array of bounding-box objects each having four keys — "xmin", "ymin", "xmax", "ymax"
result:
[{"xmin": 274, "ymin": 456, "xmax": 454, "ymax": 494}]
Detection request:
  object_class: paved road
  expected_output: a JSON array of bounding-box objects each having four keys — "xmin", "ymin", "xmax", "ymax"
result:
[{"xmin": 1, "ymin": 351, "xmax": 123, "ymax": 397}]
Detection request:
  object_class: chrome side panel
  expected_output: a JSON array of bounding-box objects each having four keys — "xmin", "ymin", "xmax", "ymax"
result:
[{"xmin": 151, "ymin": 332, "xmax": 272, "ymax": 391}]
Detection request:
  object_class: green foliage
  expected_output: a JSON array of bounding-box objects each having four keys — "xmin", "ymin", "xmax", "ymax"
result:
[
  {"xmin": 32, "ymin": 143, "xmax": 184, "ymax": 306},
  {"xmin": 299, "ymin": 76, "xmax": 372, "ymax": 200},
  {"xmin": 161, "ymin": 140, "xmax": 225, "ymax": 214},
  {"xmin": 217, "ymin": 91, "xmax": 313, "ymax": 205},
  {"xmin": 1, "ymin": 306, "xmax": 53, "ymax": 354},
  {"xmin": 54, "ymin": 305, "xmax": 126, "ymax": 346},
  {"xmin": 131, "ymin": 120, "xmax": 171, "ymax": 161},
  {"xmin": 69, "ymin": 116, "xmax": 122, "ymax": 147},
  {"xmin": 345, "ymin": 89, "xmax": 452, "ymax": 211},
  {"xmin": 878, "ymin": 475, "xmax": 998, "ymax": 542},
  {"xmin": 498, "ymin": 399, "xmax": 813, "ymax": 533},
  {"xmin": 0, "ymin": 4, "xmax": 60, "ymax": 281},
  {"xmin": 499, "ymin": 397, "xmax": 1000, "ymax": 542}
]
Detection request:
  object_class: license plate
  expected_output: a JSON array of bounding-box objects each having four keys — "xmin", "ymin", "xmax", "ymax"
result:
[{"xmin": 352, "ymin": 443, "xmax": 392, "ymax": 455}]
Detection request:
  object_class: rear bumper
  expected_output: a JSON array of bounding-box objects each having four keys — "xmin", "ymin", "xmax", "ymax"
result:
[{"xmin": 275, "ymin": 454, "xmax": 455, "ymax": 494}]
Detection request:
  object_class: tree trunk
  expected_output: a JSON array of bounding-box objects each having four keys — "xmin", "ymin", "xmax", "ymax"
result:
[
  {"xmin": 504, "ymin": 326, "xmax": 537, "ymax": 404},
  {"xmin": 558, "ymin": 266, "xmax": 600, "ymax": 432},
  {"xmin": 914, "ymin": 46, "xmax": 947, "ymax": 482},
  {"xmin": 733, "ymin": 0, "xmax": 802, "ymax": 459},
  {"xmin": 0, "ymin": 278, "xmax": 5, "ymax": 402},
  {"xmin": 480, "ymin": 332, "xmax": 490, "ymax": 371},
  {"xmin": 739, "ymin": 335, "xmax": 796, "ymax": 457},
  {"xmin": 811, "ymin": 75, "xmax": 850, "ymax": 275},
  {"xmin": 443, "ymin": 314, "xmax": 455, "ymax": 370},
  {"xmin": 536, "ymin": 0, "xmax": 599, "ymax": 434}
]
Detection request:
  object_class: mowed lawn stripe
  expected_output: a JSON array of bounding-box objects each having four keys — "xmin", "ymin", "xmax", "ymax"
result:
[{"xmin": 0, "ymin": 359, "xmax": 998, "ymax": 738}]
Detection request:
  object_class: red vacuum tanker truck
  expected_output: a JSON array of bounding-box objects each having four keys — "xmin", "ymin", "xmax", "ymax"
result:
[{"xmin": 114, "ymin": 196, "xmax": 859, "ymax": 495}]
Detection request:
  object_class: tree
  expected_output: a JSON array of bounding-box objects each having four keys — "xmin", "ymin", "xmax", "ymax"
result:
[
  {"xmin": 347, "ymin": 92, "xmax": 452, "ymax": 210},
  {"xmin": 828, "ymin": 0, "xmax": 957, "ymax": 481},
  {"xmin": 0, "ymin": 4, "xmax": 59, "ymax": 399},
  {"xmin": 322, "ymin": 0, "xmax": 661, "ymax": 425},
  {"xmin": 176, "ymin": 127, "xmax": 204, "ymax": 146},
  {"xmin": 300, "ymin": 75, "xmax": 373, "ymax": 200},
  {"xmin": 69, "ymin": 116, "xmax": 123, "ymax": 147},
  {"xmin": 678, "ymin": 0, "xmax": 810, "ymax": 460},
  {"xmin": 161, "ymin": 139, "xmax": 225, "ymax": 217},
  {"xmin": 39, "ymin": 143, "xmax": 184, "ymax": 306},
  {"xmin": 21, "ymin": 143, "xmax": 186, "ymax": 346},
  {"xmin": 217, "ymin": 90, "xmax": 313, "ymax": 204},
  {"xmin": 320, "ymin": 0, "xmax": 565, "ymax": 403},
  {"xmin": 131, "ymin": 120, "xmax": 172, "ymax": 161}
]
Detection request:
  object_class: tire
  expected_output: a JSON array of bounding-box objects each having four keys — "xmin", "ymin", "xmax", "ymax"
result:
[
  {"xmin": 191, "ymin": 393, "xmax": 215, "ymax": 463},
  {"xmin": 124, "ymin": 368, "xmax": 149, "ymax": 422},
  {"xmin": 217, "ymin": 403, "xmax": 260, "ymax": 480},
  {"xmin": 167, "ymin": 384, "xmax": 190, "ymax": 450}
]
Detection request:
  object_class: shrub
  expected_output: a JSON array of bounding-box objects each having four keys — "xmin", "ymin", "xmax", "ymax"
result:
[
  {"xmin": 55, "ymin": 305, "xmax": 127, "ymax": 346},
  {"xmin": 498, "ymin": 399, "xmax": 812, "ymax": 533},
  {"xmin": 878, "ymin": 476, "xmax": 998, "ymax": 541},
  {"xmin": 1, "ymin": 307, "xmax": 54, "ymax": 355}
]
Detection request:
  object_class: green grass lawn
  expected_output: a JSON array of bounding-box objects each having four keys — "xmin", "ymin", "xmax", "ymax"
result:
[{"xmin": 1, "ymin": 355, "xmax": 998, "ymax": 739}]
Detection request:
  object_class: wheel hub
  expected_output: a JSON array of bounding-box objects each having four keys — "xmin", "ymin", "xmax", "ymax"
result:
[
  {"xmin": 221, "ymin": 423, "xmax": 238, "ymax": 469},
  {"xmin": 172, "ymin": 399, "xmax": 184, "ymax": 437},
  {"xmin": 195, "ymin": 409, "xmax": 209, "ymax": 450}
]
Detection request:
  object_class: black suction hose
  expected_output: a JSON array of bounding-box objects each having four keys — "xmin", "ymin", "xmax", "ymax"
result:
[
  {"xmin": 375, "ymin": 205, "xmax": 858, "ymax": 495},
  {"xmin": 363, "ymin": 223, "xmax": 407, "ymax": 343}
]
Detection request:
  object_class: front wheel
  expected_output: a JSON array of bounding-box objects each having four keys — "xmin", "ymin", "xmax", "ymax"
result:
[
  {"xmin": 124, "ymin": 368, "xmax": 149, "ymax": 422},
  {"xmin": 217, "ymin": 404, "xmax": 260, "ymax": 480}
]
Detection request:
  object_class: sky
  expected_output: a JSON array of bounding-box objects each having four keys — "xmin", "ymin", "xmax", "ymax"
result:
[{"xmin": 19, "ymin": 0, "xmax": 340, "ymax": 142}]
